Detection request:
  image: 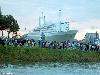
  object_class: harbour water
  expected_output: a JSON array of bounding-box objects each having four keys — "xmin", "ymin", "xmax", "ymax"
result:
[{"xmin": 0, "ymin": 63, "xmax": 100, "ymax": 75}]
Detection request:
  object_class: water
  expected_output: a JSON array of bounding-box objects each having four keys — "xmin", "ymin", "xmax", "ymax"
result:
[{"xmin": 0, "ymin": 63, "xmax": 100, "ymax": 75}]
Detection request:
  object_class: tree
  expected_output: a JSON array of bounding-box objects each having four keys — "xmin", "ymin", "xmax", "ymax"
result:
[
  {"xmin": 0, "ymin": 6, "xmax": 5, "ymax": 36},
  {"xmin": 0, "ymin": 7, "xmax": 20, "ymax": 38},
  {"xmin": 6, "ymin": 15, "xmax": 20, "ymax": 38},
  {"xmin": 0, "ymin": 6, "xmax": 2, "ymax": 17},
  {"xmin": 0, "ymin": 15, "xmax": 7, "ymax": 36}
]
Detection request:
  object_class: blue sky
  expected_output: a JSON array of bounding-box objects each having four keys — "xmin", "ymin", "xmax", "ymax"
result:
[{"xmin": 0, "ymin": 0, "xmax": 100, "ymax": 39}]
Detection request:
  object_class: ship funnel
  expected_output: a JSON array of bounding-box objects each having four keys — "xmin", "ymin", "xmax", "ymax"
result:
[
  {"xmin": 39, "ymin": 16, "xmax": 41, "ymax": 27},
  {"xmin": 42, "ymin": 12, "xmax": 43, "ymax": 19},
  {"xmin": 44, "ymin": 16, "xmax": 46, "ymax": 25}
]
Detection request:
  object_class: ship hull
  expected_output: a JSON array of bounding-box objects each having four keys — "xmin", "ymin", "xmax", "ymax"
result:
[
  {"xmin": 25, "ymin": 30, "xmax": 78, "ymax": 42},
  {"xmin": 46, "ymin": 30, "xmax": 77, "ymax": 42}
]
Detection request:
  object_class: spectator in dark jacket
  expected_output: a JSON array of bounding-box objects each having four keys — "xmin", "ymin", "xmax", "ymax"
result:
[{"xmin": 0, "ymin": 38, "xmax": 5, "ymax": 46}]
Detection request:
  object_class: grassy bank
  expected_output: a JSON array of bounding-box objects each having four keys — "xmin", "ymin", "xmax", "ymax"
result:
[{"xmin": 0, "ymin": 45, "xmax": 100, "ymax": 64}]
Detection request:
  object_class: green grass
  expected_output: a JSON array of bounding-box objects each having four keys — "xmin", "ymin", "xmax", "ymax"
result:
[{"xmin": 0, "ymin": 45, "xmax": 100, "ymax": 64}]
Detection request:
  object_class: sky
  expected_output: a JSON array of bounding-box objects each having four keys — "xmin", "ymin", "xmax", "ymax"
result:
[{"xmin": 0, "ymin": 0, "xmax": 100, "ymax": 40}]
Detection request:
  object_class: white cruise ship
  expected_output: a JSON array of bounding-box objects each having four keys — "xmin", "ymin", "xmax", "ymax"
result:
[{"xmin": 24, "ymin": 10, "xmax": 78, "ymax": 42}]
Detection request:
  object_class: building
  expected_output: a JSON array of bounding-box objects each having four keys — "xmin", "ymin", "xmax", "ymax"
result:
[{"xmin": 84, "ymin": 31, "xmax": 99, "ymax": 44}]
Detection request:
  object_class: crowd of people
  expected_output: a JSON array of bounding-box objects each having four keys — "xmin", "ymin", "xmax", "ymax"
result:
[{"xmin": 0, "ymin": 37, "xmax": 100, "ymax": 51}]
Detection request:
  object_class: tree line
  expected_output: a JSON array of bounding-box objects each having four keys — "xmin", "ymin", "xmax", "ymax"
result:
[{"xmin": 0, "ymin": 8, "xmax": 20, "ymax": 38}]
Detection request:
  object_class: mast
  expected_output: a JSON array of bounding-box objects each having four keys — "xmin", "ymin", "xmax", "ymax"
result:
[
  {"xmin": 67, "ymin": 22, "xmax": 69, "ymax": 30},
  {"xmin": 41, "ymin": 12, "xmax": 46, "ymax": 26},
  {"xmin": 59, "ymin": 10, "xmax": 61, "ymax": 32}
]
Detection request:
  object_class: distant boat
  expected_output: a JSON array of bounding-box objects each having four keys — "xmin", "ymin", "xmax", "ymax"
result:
[{"xmin": 24, "ymin": 10, "xmax": 78, "ymax": 42}]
